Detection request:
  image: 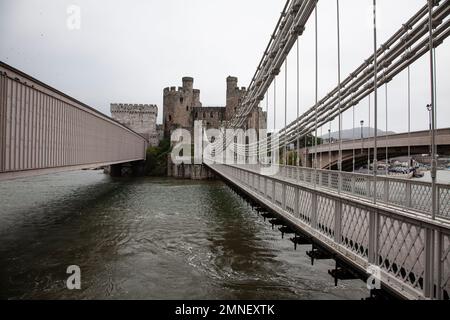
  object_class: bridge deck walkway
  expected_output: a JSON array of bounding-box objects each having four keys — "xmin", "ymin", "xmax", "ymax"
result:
[{"xmin": 206, "ymin": 163, "xmax": 450, "ymax": 300}]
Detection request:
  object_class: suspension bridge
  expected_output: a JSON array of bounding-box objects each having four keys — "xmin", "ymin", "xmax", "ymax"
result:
[
  {"xmin": 204, "ymin": 0, "xmax": 450, "ymax": 300},
  {"xmin": 0, "ymin": 0, "xmax": 449, "ymax": 300}
]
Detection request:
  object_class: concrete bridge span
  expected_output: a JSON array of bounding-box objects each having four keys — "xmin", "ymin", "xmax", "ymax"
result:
[{"xmin": 300, "ymin": 129, "xmax": 450, "ymax": 170}]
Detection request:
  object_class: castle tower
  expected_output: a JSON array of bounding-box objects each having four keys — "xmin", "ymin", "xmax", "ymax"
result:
[
  {"xmin": 163, "ymin": 77, "xmax": 199, "ymax": 137},
  {"xmin": 225, "ymin": 76, "xmax": 246, "ymax": 121}
]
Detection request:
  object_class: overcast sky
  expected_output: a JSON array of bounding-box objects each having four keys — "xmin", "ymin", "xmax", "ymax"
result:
[{"xmin": 1, "ymin": 0, "xmax": 448, "ymax": 134}]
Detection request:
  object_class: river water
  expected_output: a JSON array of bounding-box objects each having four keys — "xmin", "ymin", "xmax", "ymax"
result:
[{"xmin": 0, "ymin": 171, "xmax": 368, "ymax": 300}]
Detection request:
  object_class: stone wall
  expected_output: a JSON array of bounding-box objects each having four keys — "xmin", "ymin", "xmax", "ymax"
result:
[
  {"xmin": 192, "ymin": 106, "xmax": 226, "ymax": 129},
  {"xmin": 168, "ymin": 162, "xmax": 215, "ymax": 180},
  {"xmin": 111, "ymin": 103, "xmax": 159, "ymax": 146}
]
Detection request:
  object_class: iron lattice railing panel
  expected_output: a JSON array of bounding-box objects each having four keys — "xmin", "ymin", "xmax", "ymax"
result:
[
  {"xmin": 341, "ymin": 204, "xmax": 370, "ymax": 258},
  {"xmin": 286, "ymin": 185, "xmax": 296, "ymax": 214},
  {"xmin": 387, "ymin": 181, "xmax": 407, "ymax": 207},
  {"xmin": 321, "ymin": 171, "xmax": 330, "ymax": 188},
  {"xmin": 267, "ymin": 179, "xmax": 273, "ymax": 201},
  {"xmin": 439, "ymin": 186, "xmax": 450, "ymax": 218},
  {"xmin": 275, "ymin": 181, "xmax": 283, "ymax": 206},
  {"xmin": 258, "ymin": 175, "xmax": 264, "ymax": 195},
  {"xmin": 375, "ymin": 180, "xmax": 385, "ymax": 202},
  {"xmin": 286, "ymin": 167, "xmax": 296, "ymax": 180},
  {"xmin": 354, "ymin": 176, "xmax": 370, "ymax": 198},
  {"xmin": 411, "ymin": 183, "xmax": 432, "ymax": 214},
  {"xmin": 316, "ymin": 195, "xmax": 335, "ymax": 239},
  {"xmin": 304, "ymin": 171, "xmax": 312, "ymax": 184},
  {"xmin": 330, "ymin": 172, "xmax": 339, "ymax": 190},
  {"xmin": 297, "ymin": 190, "xmax": 312, "ymax": 223},
  {"xmin": 378, "ymin": 215, "xmax": 426, "ymax": 291},
  {"xmin": 441, "ymin": 232, "xmax": 450, "ymax": 300},
  {"xmin": 342, "ymin": 174, "xmax": 353, "ymax": 193}
]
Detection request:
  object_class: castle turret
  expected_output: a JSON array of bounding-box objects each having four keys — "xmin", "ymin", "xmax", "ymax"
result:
[
  {"xmin": 193, "ymin": 89, "xmax": 202, "ymax": 108},
  {"xmin": 226, "ymin": 76, "xmax": 238, "ymax": 94},
  {"xmin": 182, "ymin": 77, "xmax": 194, "ymax": 92},
  {"xmin": 225, "ymin": 76, "xmax": 246, "ymax": 121},
  {"xmin": 163, "ymin": 77, "xmax": 199, "ymax": 138}
]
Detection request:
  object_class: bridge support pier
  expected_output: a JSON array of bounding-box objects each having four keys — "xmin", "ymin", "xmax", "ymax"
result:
[
  {"xmin": 110, "ymin": 164, "xmax": 123, "ymax": 177},
  {"xmin": 109, "ymin": 161, "xmax": 146, "ymax": 177},
  {"xmin": 131, "ymin": 161, "xmax": 146, "ymax": 177}
]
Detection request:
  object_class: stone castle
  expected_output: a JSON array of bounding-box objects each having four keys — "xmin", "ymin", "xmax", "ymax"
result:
[
  {"xmin": 110, "ymin": 76, "xmax": 267, "ymax": 150},
  {"xmin": 163, "ymin": 76, "xmax": 266, "ymax": 137},
  {"xmin": 110, "ymin": 103, "xmax": 160, "ymax": 146}
]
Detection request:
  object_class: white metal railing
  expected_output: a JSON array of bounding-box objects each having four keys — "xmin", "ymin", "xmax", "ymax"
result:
[
  {"xmin": 234, "ymin": 164, "xmax": 450, "ymax": 221},
  {"xmin": 209, "ymin": 164, "xmax": 450, "ymax": 300}
]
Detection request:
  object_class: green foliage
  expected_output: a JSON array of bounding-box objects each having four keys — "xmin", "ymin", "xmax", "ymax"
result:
[{"xmin": 145, "ymin": 138, "xmax": 172, "ymax": 176}]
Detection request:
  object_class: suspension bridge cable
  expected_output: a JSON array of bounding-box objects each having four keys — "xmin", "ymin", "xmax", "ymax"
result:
[
  {"xmin": 368, "ymin": 94, "xmax": 371, "ymax": 172},
  {"xmin": 296, "ymin": 38, "xmax": 300, "ymax": 167},
  {"xmin": 336, "ymin": 0, "xmax": 342, "ymax": 193},
  {"xmin": 407, "ymin": 24, "xmax": 412, "ymax": 168},
  {"xmin": 320, "ymin": 126, "xmax": 323, "ymax": 169},
  {"xmin": 352, "ymin": 93, "xmax": 356, "ymax": 172},
  {"xmin": 274, "ymin": 77, "xmax": 277, "ymax": 133},
  {"xmin": 408, "ymin": 65, "xmax": 411, "ymax": 167},
  {"xmin": 385, "ymin": 81, "xmax": 388, "ymax": 175},
  {"xmin": 284, "ymin": 59, "xmax": 288, "ymax": 166},
  {"xmin": 373, "ymin": 0, "xmax": 379, "ymax": 204},
  {"xmin": 314, "ymin": 2, "xmax": 319, "ymax": 180},
  {"xmin": 427, "ymin": 0, "xmax": 437, "ymax": 297},
  {"xmin": 433, "ymin": 48, "xmax": 437, "ymax": 126},
  {"xmin": 265, "ymin": 88, "xmax": 269, "ymax": 164},
  {"xmin": 274, "ymin": 76, "xmax": 277, "ymax": 164},
  {"xmin": 382, "ymin": 36, "xmax": 389, "ymax": 175},
  {"xmin": 329, "ymin": 121, "xmax": 332, "ymax": 170},
  {"xmin": 428, "ymin": 0, "xmax": 437, "ymax": 221}
]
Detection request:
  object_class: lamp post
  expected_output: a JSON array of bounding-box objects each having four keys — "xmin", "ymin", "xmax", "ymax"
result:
[
  {"xmin": 360, "ymin": 120, "xmax": 364, "ymax": 155},
  {"xmin": 328, "ymin": 129, "xmax": 331, "ymax": 170},
  {"xmin": 427, "ymin": 104, "xmax": 432, "ymax": 157}
]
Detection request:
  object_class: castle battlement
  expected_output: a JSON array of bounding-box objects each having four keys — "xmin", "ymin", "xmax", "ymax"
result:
[
  {"xmin": 110, "ymin": 103, "xmax": 159, "ymax": 147},
  {"xmin": 163, "ymin": 85, "xmax": 200, "ymax": 97},
  {"xmin": 163, "ymin": 86, "xmax": 184, "ymax": 96},
  {"xmin": 111, "ymin": 103, "xmax": 158, "ymax": 114}
]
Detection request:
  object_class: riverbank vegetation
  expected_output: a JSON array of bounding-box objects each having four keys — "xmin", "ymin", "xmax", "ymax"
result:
[{"xmin": 145, "ymin": 138, "xmax": 171, "ymax": 176}]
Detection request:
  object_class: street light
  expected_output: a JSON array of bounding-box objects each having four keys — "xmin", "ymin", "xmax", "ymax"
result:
[
  {"xmin": 360, "ymin": 120, "xmax": 364, "ymax": 155},
  {"xmin": 328, "ymin": 129, "xmax": 331, "ymax": 170},
  {"xmin": 427, "ymin": 104, "xmax": 432, "ymax": 157}
]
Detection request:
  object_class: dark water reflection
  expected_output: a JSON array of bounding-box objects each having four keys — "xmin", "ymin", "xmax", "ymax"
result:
[{"xmin": 0, "ymin": 171, "xmax": 367, "ymax": 299}]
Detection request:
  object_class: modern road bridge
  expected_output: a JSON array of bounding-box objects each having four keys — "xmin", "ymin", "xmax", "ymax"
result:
[
  {"xmin": 301, "ymin": 128, "xmax": 450, "ymax": 170},
  {"xmin": 0, "ymin": 62, "xmax": 148, "ymax": 181},
  {"xmin": 204, "ymin": 0, "xmax": 450, "ymax": 300}
]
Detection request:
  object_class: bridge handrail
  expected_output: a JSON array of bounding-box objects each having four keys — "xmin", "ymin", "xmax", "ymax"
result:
[
  {"xmin": 208, "ymin": 163, "xmax": 450, "ymax": 299},
  {"xmin": 230, "ymin": 164, "xmax": 450, "ymax": 221}
]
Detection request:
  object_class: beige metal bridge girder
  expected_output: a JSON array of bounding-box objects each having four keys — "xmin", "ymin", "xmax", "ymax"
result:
[{"xmin": 0, "ymin": 62, "xmax": 148, "ymax": 181}]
